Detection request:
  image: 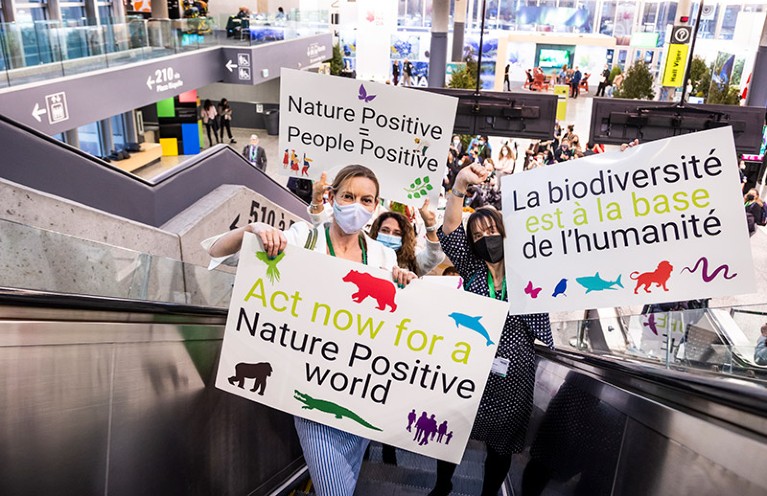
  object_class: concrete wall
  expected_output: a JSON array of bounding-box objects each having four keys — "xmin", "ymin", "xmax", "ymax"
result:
[
  {"xmin": 162, "ymin": 184, "xmax": 304, "ymax": 306},
  {"xmin": 0, "ymin": 178, "xmax": 180, "ymax": 259}
]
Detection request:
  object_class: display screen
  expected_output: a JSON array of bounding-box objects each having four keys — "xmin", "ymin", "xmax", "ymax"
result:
[
  {"xmin": 742, "ymin": 125, "xmax": 767, "ymax": 161},
  {"xmin": 539, "ymin": 48, "xmax": 570, "ymax": 69}
]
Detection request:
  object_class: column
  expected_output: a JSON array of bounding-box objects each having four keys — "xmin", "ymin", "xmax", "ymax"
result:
[
  {"xmin": 451, "ymin": 0, "xmax": 467, "ymax": 62},
  {"xmin": 428, "ymin": 0, "xmax": 449, "ymax": 88},
  {"xmin": 745, "ymin": 14, "xmax": 767, "ymax": 108}
]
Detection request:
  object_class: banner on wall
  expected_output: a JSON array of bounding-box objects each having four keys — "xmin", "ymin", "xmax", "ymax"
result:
[
  {"xmin": 215, "ymin": 234, "xmax": 508, "ymax": 463},
  {"xmin": 501, "ymin": 127, "xmax": 755, "ymax": 315},
  {"xmin": 278, "ymin": 68, "xmax": 458, "ymax": 206}
]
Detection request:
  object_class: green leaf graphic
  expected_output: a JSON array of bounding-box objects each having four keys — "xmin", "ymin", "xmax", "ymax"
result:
[{"xmin": 415, "ymin": 177, "xmax": 422, "ymax": 185}]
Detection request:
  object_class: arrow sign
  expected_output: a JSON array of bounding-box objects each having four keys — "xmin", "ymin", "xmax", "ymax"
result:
[
  {"xmin": 230, "ymin": 214, "xmax": 240, "ymax": 230},
  {"xmin": 146, "ymin": 76, "xmax": 155, "ymax": 90},
  {"xmin": 226, "ymin": 60, "xmax": 238, "ymax": 72},
  {"xmin": 32, "ymin": 103, "xmax": 47, "ymax": 122}
]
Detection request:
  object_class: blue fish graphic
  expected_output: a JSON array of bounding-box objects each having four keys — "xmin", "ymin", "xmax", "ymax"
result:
[
  {"xmin": 552, "ymin": 278, "xmax": 568, "ymax": 297},
  {"xmin": 447, "ymin": 312, "xmax": 495, "ymax": 346},
  {"xmin": 575, "ymin": 273, "xmax": 623, "ymax": 293}
]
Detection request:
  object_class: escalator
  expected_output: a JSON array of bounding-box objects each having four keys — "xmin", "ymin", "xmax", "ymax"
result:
[
  {"xmin": 0, "ymin": 112, "xmax": 309, "ymax": 228},
  {"xmin": 3, "ymin": 283, "xmax": 767, "ymax": 495}
]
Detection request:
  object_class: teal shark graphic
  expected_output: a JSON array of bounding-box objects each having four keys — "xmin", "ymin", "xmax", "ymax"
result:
[
  {"xmin": 575, "ymin": 273, "xmax": 623, "ymax": 293},
  {"xmin": 447, "ymin": 312, "xmax": 495, "ymax": 346}
]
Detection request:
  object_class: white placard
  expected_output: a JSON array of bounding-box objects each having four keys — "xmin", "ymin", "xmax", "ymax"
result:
[
  {"xmin": 216, "ymin": 233, "xmax": 508, "ymax": 463},
  {"xmin": 278, "ymin": 68, "xmax": 458, "ymax": 206},
  {"xmin": 502, "ymin": 127, "xmax": 755, "ymax": 315}
]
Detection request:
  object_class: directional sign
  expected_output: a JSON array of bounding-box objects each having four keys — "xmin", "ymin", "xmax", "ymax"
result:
[
  {"xmin": 146, "ymin": 66, "xmax": 184, "ymax": 93},
  {"xmin": 671, "ymin": 26, "xmax": 692, "ymax": 44},
  {"xmin": 225, "ymin": 59, "xmax": 238, "ymax": 72},
  {"xmin": 31, "ymin": 103, "xmax": 47, "ymax": 122},
  {"xmin": 44, "ymin": 92, "xmax": 69, "ymax": 124}
]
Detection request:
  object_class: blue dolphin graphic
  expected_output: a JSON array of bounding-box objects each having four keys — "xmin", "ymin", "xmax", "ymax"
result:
[{"xmin": 447, "ymin": 312, "xmax": 495, "ymax": 346}]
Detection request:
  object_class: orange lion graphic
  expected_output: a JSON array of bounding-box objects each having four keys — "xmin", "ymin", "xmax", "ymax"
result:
[{"xmin": 630, "ymin": 260, "xmax": 673, "ymax": 294}]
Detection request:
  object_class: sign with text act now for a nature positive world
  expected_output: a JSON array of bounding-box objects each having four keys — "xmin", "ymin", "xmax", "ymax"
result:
[
  {"xmin": 278, "ymin": 68, "xmax": 458, "ymax": 206},
  {"xmin": 501, "ymin": 127, "xmax": 755, "ymax": 315},
  {"xmin": 215, "ymin": 233, "xmax": 508, "ymax": 463}
]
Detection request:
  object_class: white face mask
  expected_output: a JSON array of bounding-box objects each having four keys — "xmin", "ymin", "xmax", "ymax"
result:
[
  {"xmin": 453, "ymin": 139, "xmax": 460, "ymax": 146},
  {"xmin": 501, "ymin": 149, "xmax": 507, "ymax": 156},
  {"xmin": 332, "ymin": 201, "xmax": 374, "ymax": 235}
]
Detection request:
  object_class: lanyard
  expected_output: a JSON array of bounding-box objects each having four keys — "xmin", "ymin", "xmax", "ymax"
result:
[
  {"xmin": 487, "ymin": 271, "xmax": 506, "ymax": 301},
  {"xmin": 325, "ymin": 225, "xmax": 367, "ymax": 265}
]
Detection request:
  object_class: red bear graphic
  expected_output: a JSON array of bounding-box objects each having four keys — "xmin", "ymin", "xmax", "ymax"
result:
[{"xmin": 342, "ymin": 270, "xmax": 397, "ymax": 312}]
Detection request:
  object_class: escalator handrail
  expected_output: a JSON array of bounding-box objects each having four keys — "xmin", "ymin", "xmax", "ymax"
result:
[
  {"xmin": 537, "ymin": 345, "xmax": 767, "ymax": 425},
  {"xmin": 0, "ymin": 286, "xmax": 226, "ymax": 318}
]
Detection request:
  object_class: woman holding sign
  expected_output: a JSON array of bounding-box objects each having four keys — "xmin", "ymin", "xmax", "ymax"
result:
[
  {"xmin": 203, "ymin": 164, "xmax": 416, "ymax": 496},
  {"xmin": 431, "ymin": 163, "xmax": 554, "ymax": 496}
]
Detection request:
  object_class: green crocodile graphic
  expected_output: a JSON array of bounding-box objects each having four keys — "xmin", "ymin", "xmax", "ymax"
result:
[
  {"xmin": 294, "ymin": 390, "xmax": 382, "ymax": 431},
  {"xmin": 256, "ymin": 251, "xmax": 286, "ymax": 283}
]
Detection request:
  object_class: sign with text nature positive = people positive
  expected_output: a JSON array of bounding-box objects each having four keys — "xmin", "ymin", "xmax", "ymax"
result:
[
  {"xmin": 216, "ymin": 233, "xmax": 508, "ymax": 463},
  {"xmin": 501, "ymin": 127, "xmax": 756, "ymax": 315},
  {"xmin": 278, "ymin": 68, "xmax": 458, "ymax": 206}
]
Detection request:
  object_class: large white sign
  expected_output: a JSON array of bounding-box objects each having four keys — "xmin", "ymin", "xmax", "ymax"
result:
[
  {"xmin": 502, "ymin": 127, "xmax": 756, "ymax": 315},
  {"xmin": 216, "ymin": 233, "xmax": 508, "ymax": 463},
  {"xmin": 278, "ymin": 68, "xmax": 458, "ymax": 206}
]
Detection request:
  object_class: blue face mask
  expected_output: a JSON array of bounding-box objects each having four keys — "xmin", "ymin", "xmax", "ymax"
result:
[
  {"xmin": 376, "ymin": 232, "xmax": 402, "ymax": 251},
  {"xmin": 332, "ymin": 201, "xmax": 374, "ymax": 235}
]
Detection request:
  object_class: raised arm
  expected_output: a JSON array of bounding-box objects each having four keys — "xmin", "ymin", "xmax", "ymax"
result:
[
  {"xmin": 442, "ymin": 163, "xmax": 489, "ymax": 235},
  {"xmin": 207, "ymin": 223, "xmax": 287, "ymax": 259}
]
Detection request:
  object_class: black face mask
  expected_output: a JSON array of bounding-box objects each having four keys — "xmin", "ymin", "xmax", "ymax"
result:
[{"xmin": 474, "ymin": 234, "xmax": 504, "ymax": 263}]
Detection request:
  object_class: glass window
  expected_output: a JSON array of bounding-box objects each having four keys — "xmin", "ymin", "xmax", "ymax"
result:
[
  {"xmin": 111, "ymin": 114, "xmax": 126, "ymax": 148},
  {"xmin": 78, "ymin": 122, "xmax": 103, "ymax": 157},
  {"xmin": 600, "ymin": 0, "xmax": 617, "ymax": 36},
  {"xmin": 98, "ymin": 4, "xmax": 114, "ymax": 24},
  {"xmin": 15, "ymin": 6, "xmax": 48, "ymax": 22},
  {"xmin": 720, "ymin": 5, "xmax": 740, "ymax": 41},
  {"xmin": 60, "ymin": 5, "xmax": 86, "ymax": 22}
]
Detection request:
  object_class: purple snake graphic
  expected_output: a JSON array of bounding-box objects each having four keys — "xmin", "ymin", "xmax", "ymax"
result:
[{"xmin": 681, "ymin": 257, "xmax": 737, "ymax": 282}]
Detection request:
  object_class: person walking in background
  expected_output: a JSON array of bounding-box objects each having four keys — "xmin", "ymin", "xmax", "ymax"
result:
[
  {"xmin": 609, "ymin": 72, "xmax": 624, "ymax": 97},
  {"xmin": 218, "ymin": 98, "xmax": 236, "ymax": 144},
  {"xmin": 242, "ymin": 134, "xmax": 267, "ymax": 172},
  {"xmin": 570, "ymin": 66, "xmax": 582, "ymax": 98},
  {"xmin": 392, "ymin": 60, "xmax": 400, "ymax": 86},
  {"xmin": 503, "ymin": 63, "xmax": 510, "ymax": 91},
  {"xmin": 596, "ymin": 65, "xmax": 610, "ymax": 97},
  {"xmin": 402, "ymin": 59, "xmax": 414, "ymax": 86},
  {"xmin": 200, "ymin": 99, "xmax": 220, "ymax": 148}
]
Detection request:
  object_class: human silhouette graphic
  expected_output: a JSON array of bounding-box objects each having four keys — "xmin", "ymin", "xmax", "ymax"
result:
[
  {"xmin": 407, "ymin": 409, "xmax": 417, "ymax": 432},
  {"xmin": 445, "ymin": 431, "xmax": 453, "ymax": 445},
  {"xmin": 437, "ymin": 420, "xmax": 448, "ymax": 443},
  {"xmin": 414, "ymin": 411, "xmax": 429, "ymax": 442}
]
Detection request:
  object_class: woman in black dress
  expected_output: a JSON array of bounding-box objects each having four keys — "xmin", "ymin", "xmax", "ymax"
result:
[{"xmin": 430, "ymin": 163, "xmax": 554, "ymax": 496}]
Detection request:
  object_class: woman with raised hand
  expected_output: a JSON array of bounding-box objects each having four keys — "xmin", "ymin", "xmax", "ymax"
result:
[
  {"xmin": 202, "ymin": 164, "xmax": 416, "ymax": 496},
  {"xmin": 369, "ymin": 199, "xmax": 444, "ymax": 277},
  {"xmin": 428, "ymin": 163, "xmax": 554, "ymax": 496}
]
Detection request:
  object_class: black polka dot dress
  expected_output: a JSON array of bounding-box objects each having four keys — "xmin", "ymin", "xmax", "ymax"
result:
[{"xmin": 438, "ymin": 224, "xmax": 554, "ymax": 455}]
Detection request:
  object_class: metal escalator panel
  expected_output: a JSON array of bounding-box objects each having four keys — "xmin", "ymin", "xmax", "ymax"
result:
[{"xmin": 0, "ymin": 296, "xmax": 305, "ymax": 496}]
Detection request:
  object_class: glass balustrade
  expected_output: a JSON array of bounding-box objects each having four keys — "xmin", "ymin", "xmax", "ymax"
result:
[{"xmin": 0, "ymin": 15, "xmax": 329, "ymax": 88}]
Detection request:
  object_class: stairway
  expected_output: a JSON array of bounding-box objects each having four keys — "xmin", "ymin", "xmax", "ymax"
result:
[{"xmin": 295, "ymin": 441, "xmax": 502, "ymax": 496}]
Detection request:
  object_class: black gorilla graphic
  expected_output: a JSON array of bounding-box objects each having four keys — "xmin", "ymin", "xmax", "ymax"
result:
[{"xmin": 228, "ymin": 362, "xmax": 273, "ymax": 395}]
